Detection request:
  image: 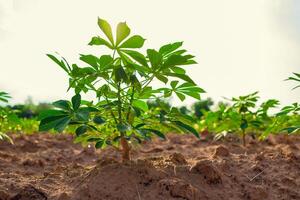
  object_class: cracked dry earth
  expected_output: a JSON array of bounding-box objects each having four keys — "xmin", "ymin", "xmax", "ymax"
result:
[{"xmin": 0, "ymin": 133, "xmax": 299, "ymax": 200}]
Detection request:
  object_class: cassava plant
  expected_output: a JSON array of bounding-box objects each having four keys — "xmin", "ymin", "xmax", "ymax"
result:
[
  {"xmin": 229, "ymin": 92, "xmax": 261, "ymax": 146},
  {"xmin": 39, "ymin": 18, "xmax": 205, "ymax": 161}
]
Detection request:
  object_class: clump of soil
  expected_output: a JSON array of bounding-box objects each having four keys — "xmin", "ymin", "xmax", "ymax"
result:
[
  {"xmin": 190, "ymin": 159, "xmax": 222, "ymax": 184},
  {"xmin": 213, "ymin": 145, "xmax": 230, "ymax": 157},
  {"xmin": 0, "ymin": 133, "xmax": 299, "ymax": 200},
  {"xmin": 10, "ymin": 185, "xmax": 47, "ymax": 200}
]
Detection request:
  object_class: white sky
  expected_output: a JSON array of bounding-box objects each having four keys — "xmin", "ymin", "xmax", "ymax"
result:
[{"xmin": 0, "ymin": 0, "xmax": 299, "ymax": 106}]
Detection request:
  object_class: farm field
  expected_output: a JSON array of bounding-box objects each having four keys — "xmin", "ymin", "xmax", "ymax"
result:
[
  {"xmin": 1, "ymin": 3, "xmax": 300, "ymax": 200},
  {"xmin": 0, "ymin": 133, "xmax": 299, "ymax": 200}
]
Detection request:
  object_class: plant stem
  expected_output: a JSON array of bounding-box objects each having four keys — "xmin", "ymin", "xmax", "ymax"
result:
[
  {"xmin": 242, "ymin": 130, "xmax": 246, "ymax": 147},
  {"xmin": 117, "ymin": 82, "xmax": 122, "ymax": 124},
  {"xmin": 126, "ymin": 86, "xmax": 135, "ymax": 121},
  {"xmin": 120, "ymin": 137, "xmax": 131, "ymax": 161}
]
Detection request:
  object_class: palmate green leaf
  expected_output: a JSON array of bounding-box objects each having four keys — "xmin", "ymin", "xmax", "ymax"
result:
[
  {"xmin": 170, "ymin": 81, "xmax": 205, "ymax": 101},
  {"xmin": 119, "ymin": 35, "xmax": 145, "ymax": 49},
  {"xmin": 88, "ymin": 36, "xmax": 113, "ymax": 49},
  {"xmin": 132, "ymin": 100, "xmax": 148, "ymax": 112},
  {"xmin": 116, "ymin": 22, "xmax": 130, "ymax": 46},
  {"xmin": 97, "ymin": 18, "xmax": 114, "ymax": 46}
]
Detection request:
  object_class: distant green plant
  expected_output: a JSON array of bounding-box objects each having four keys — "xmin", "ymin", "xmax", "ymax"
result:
[
  {"xmin": 0, "ymin": 92, "xmax": 10, "ymax": 103},
  {"xmin": 0, "ymin": 91, "xmax": 14, "ymax": 144},
  {"xmin": 192, "ymin": 98, "xmax": 214, "ymax": 119},
  {"xmin": 39, "ymin": 18, "xmax": 205, "ymax": 161}
]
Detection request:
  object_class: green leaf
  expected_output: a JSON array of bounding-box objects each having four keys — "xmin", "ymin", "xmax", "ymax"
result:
[
  {"xmin": 117, "ymin": 124, "xmax": 130, "ymax": 132},
  {"xmin": 47, "ymin": 54, "xmax": 70, "ymax": 74},
  {"xmin": 53, "ymin": 100, "xmax": 71, "ymax": 111},
  {"xmin": 88, "ymin": 36, "xmax": 113, "ymax": 49},
  {"xmin": 99, "ymin": 55, "xmax": 113, "ymax": 69},
  {"xmin": 171, "ymin": 80, "xmax": 179, "ymax": 88},
  {"xmin": 159, "ymin": 42, "xmax": 183, "ymax": 56},
  {"xmin": 39, "ymin": 115, "xmax": 69, "ymax": 131},
  {"xmin": 97, "ymin": 18, "xmax": 114, "ymax": 45},
  {"xmin": 75, "ymin": 108, "xmax": 89, "ymax": 122},
  {"xmin": 116, "ymin": 22, "xmax": 130, "ymax": 46},
  {"xmin": 175, "ymin": 92, "xmax": 186, "ymax": 101},
  {"xmin": 76, "ymin": 125, "xmax": 88, "ymax": 136},
  {"xmin": 166, "ymin": 73, "xmax": 195, "ymax": 84},
  {"xmin": 163, "ymin": 55, "xmax": 188, "ymax": 67},
  {"xmin": 114, "ymin": 66, "xmax": 128, "ymax": 82},
  {"xmin": 147, "ymin": 49, "xmax": 162, "ymax": 68},
  {"xmin": 119, "ymin": 35, "xmax": 145, "ymax": 49},
  {"xmin": 93, "ymin": 116, "xmax": 105, "ymax": 124},
  {"xmin": 54, "ymin": 116, "xmax": 71, "ymax": 132},
  {"xmin": 171, "ymin": 66, "xmax": 186, "ymax": 74},
  {"xmin": 80, "ymin": 54, "xmax": 99, "ymax": 70},
  {"xmin": 173, "ymin": 121, "xmax": 200, "ymax": 138},
  {"xmin": 38, "ymin": 109, "xmax": 67, "ymax": 120},
  {"xmin": 132, "ymin": 100, "xmax": 148, "ymax": 112},
  {"xmin": 122, "ymin": 50, "xmax": 148, "ymax": 66},
  {"xmin": 95, "ymin": 140, "xmax": 105, "ymax": 149},
  {"xmin": 71, "ymin": 94, "xmax": 81, "ymax": 111},
  {"xmin": 155, "ymin": 74, "xmax": 168, "ymax": 84},
  {"xmin": 142, "ymin": 128, "xmax": 166, "ymax": 139}
]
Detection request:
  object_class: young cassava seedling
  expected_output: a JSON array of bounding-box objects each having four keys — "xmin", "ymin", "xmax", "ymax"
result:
[
  {"xmin": 39, "ymin": 18, "xmax": 205, "ymax": 161},
  {"xmin": 230, "ymin": 92, "xmax": 261, "ymax": 146}
]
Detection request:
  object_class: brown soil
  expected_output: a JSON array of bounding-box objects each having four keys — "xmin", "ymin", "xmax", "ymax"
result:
[{"xmin": 0, "ymin": 133, "xmax": 299, "ymax": 200}]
